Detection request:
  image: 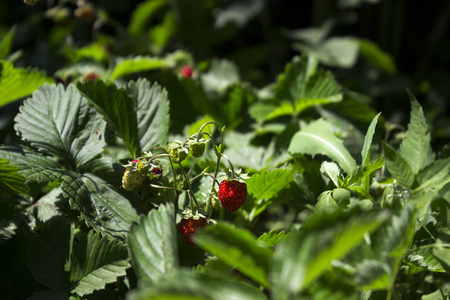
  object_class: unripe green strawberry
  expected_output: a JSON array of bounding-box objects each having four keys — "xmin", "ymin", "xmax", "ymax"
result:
[
  {"xmin": 170, "ymin": 146, "xmax": 188, "ymax": 163},
  {"xmin": 218, "ymin": 180, "xmax": 247, "ymax": 213},
  {"xmin": 177, "ymin": 216, "xmax": 207, "ymax": 246},
  {"xmin": 211, "ymin": 197, "xmax": 222, "ymax": 210},
  {"xmin": 190, "ymin": 142, "xmax": 205, "ymax": 158},
  {"xmin": 122, "ymin": 167, "xmax": 144, "ymax": 191}
]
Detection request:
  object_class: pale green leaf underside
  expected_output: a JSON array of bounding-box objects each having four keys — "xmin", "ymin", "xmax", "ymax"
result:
[
  {"xmin": 320, "ymin": 161, "xmax": 340, "ymax": 188},
  {"xmin": 405, "ymin": 247, "xmax": 444, "ymax": 272},
  {"xmin": 70, "ymin": 231, "xmax": 130, "ymax": 296},
  {"xmin": 288, "ymin": 119, "xmax": 357, "ymax": 174},
  {"xmin": 14, "ymin": 83, "xmax": 106, "ymax": 169},
  {"xmin": 127, "ymin": 203, "xmax": 178, "ymax": 283},
  {"xmin": 0, "ymin": 60, "xmax": 54, "ymax": 107}
]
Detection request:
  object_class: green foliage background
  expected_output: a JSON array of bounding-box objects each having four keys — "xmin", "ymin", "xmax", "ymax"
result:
[{"xmin": 0, "ymin": 0, "xmax": 450, "ymax": 299}]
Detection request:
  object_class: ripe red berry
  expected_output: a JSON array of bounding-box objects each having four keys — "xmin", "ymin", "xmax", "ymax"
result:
[
  {"xmin": 180, "ymin": 66, "xmax": 193, "ymax": 78},
  {"xmin": 177, "ymin": 217, "xmax": 207, "ymax": 246},
  {"xmin": 218, "ymin": 180, "xmax": 247, "ymax": 213}
]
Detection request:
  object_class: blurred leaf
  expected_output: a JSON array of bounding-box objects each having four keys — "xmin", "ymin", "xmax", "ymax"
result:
[
  {"xmin": 0, "ymin": 219, "xmax": 17, "ymax": 241},
  {"xmin": 128, "ymin": 0, "xmax": 168, "ymax": 35},
  {"xmin": 194, "ymin": 222, "xmax": 273, "ymax": 288},
  {"xmin": 0, "ymin": 157, "xmax": 28, "ymax": 196},
  {"xmin": 111, "ymin": 56, "xmax": 168, "ymax": 80},
  {"xmin": 150, "ymin": 12, "xmax": 177, "ymax": 47},
  {"xmin": 354, "ymin": 260, "xmax": 389, "ymax": 290},
  {"xmin": 127, "ymin": 268, "xmax": 266, "ymax": 300},
  {"xmin": 76, "ymin": 80, "xmax": 138, "ymax": 157},
  {"xmin": 382, "ymin": 141, "xmax": 414, "ymax": 188},
  {"xmin": 399, "ymin": 91, "xmax": 433, "ymax": 175},
  {"xmin": 201, "ymin": 59, "xmax": 240, "ymax": 96},
  {"xmin": 258, "ymin": 230, "xmax": 288, "ymax": 247},
  {"xmin": 433, "ymin": 241, "xmax": 450, "ymax": 272},
  {"xmin": 127, "ymin": 203, "xmax": 178, "ymax": 283},
  {"xmin": 70, "ymin": 43, "xmax": 109, "ymax": 64},
  {"xmin": 294, "ymin": 37, "xmax": 359, "ymax": 69},
  {"xmin": 0, "ymin": 26, "xmax": 15, "ymax": 60},
  {"xmin": 358, "ymin": 38, "xmax": 396, "ymax": 74},
  {"xmin": 288, "ymin": 119, "xmax": 357, "ymax": 174},
  {"xmin": 338, "ymin": 0, "xmax": 380, "ymax": 9},
  {"xmin": 70, "ymin": 231, "xmax": 130, "ymax": 296},
  {"xmin": 14, "ymin": 84, "xmax": 107, "ymax": 169},
  {"xmin": 270, "ymin": 210, "xmax": 388, "ymax": 298},
  {"xmin": 0, "ymin": 61, "xmax": 54, "ymax": 107},
  {"xmin": 214, "ymin": 0, "xmax": 267, "ymax": 28}
]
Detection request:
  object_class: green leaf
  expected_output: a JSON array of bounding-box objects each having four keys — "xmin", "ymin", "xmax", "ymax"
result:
[
  {"xmin": 126, "ymin": 78, "xmax": 170, "ymax": 151},
  {"xmin": 0, "ymin": 157, "xmax": 28, "ymax": 195},
  {"xmin": 316, "ymin": 191, "xmax": 340, "ymax": 213},
  {"xmin": 270, "ymin": 210, "xmax": 388, "ymax": 298},
  {"xmin": 288, "ymin": 119, "xmax": 357, "ymax": 174},
  {"xmin": 433, "ymin": 242, "xmax": 450, "ymax": 273},
  {"xmin": 320, "ymin": 161, "xmax": 340, "ymax": 188},
  {"xmin": 354, "ymin": 260, "xmax": 390, "ymax": 290},
  {"xmin": 27, "ymin": 217, "xmax": 72, "ymax": 293},
  {"xmin": 382, "ymin": 142, "xmax": 414, "ymax": 188},
  {"xmin": 415, "ymin": 157, "xmax": 450, "ymax": 192},
  {"xmin": 128, "ymin": 0, "xmax": 168, "ymax": 35},
  {"xmin": 347, "ymin": 155, "xmax": 384, "ymax": 187},
  {"xmin": 0, "ymin": 26, "xmax": 15, "ymax": 60},
  {"xmin": 0, "ymin": 146, "xmax": 65, "ymax": 183},
  {"xmin": 404, "ymin": 247, "xmax": 445, "ymax": 272},
  {"xmin": 76, "ymin": 80, "xmax": 138, "ymax": 157},
  {"xmin": 332, "ymin": 188, "xmax": 350, "ymax": 207},
  {"xmin": 127, "ymin": 203, "xmax": 178, "ymax": 283},
  {"xmin": 400, "ymin": 91, "xmax": 433, "ymax": 174},
  {"xmin": 0, "ymin": 61, "xmax": 54, "ymax": 107},
  {"xmin": 14, "ymin": 84, "xmax": 106, "ymax": 169},
  {"xmin": 70, "ymin": 231, "xmax": 130, "ymax": 296},
  {"xmin": 194, "ymin": 222, "xmax": 272, "ymax": 288},
  {"xmin": 257, "ymin": 230, "xmax": 288, "ymax": 247},
  {"xmin": 63, "ymin": 173, "xmax": 139, "ymax": 238},
  {"xmin": 273, "ymin": 56, "xmax": 342, "ymax": 118},
  {"xmin": 34, "ymin": 187, "xmax": 68, "ymax": 222},
  {"xmin": 248, "ymin": 169, "xmax": 293, "ymax": 201},
  {"xmin": 127, "ymin": 269, "xmax": 266, "ymax": 300},
  {"xmin": 358, "ymin": 38, "xmax": 396, "ymax": 74},
  {"xmin": 214, "ymin": 0, "xmax": 266, "ymax": 28},
  {"xmin": 361, "ymin": 112, "xmax": 381, "ymax": 165},
  {"xmin": 111, "ymin": 56, "xmax": 168, "ymax": 80}
]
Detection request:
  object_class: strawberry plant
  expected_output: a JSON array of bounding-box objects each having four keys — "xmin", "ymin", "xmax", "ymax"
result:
[{"xmin": 1, "ymin": 1, "xmax": 450, "ymax": 299}]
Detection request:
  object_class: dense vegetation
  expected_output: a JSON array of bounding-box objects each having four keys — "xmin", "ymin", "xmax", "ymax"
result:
[{"xmin": 0, "ymin": 0, "xmax": 449, "ymax": 299}]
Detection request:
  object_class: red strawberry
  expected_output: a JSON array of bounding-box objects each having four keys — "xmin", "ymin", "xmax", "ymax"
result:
[
  {"xmin": 218, "ymin": 180, "xmax": 247, "ymax": 213},
  {"xmin": 180, "ymin": 66, "xmax": 193, "ymax": 78},
  {"xmin": 177, "ymin": 216, "xmax": 207, "ymax": 246}
]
